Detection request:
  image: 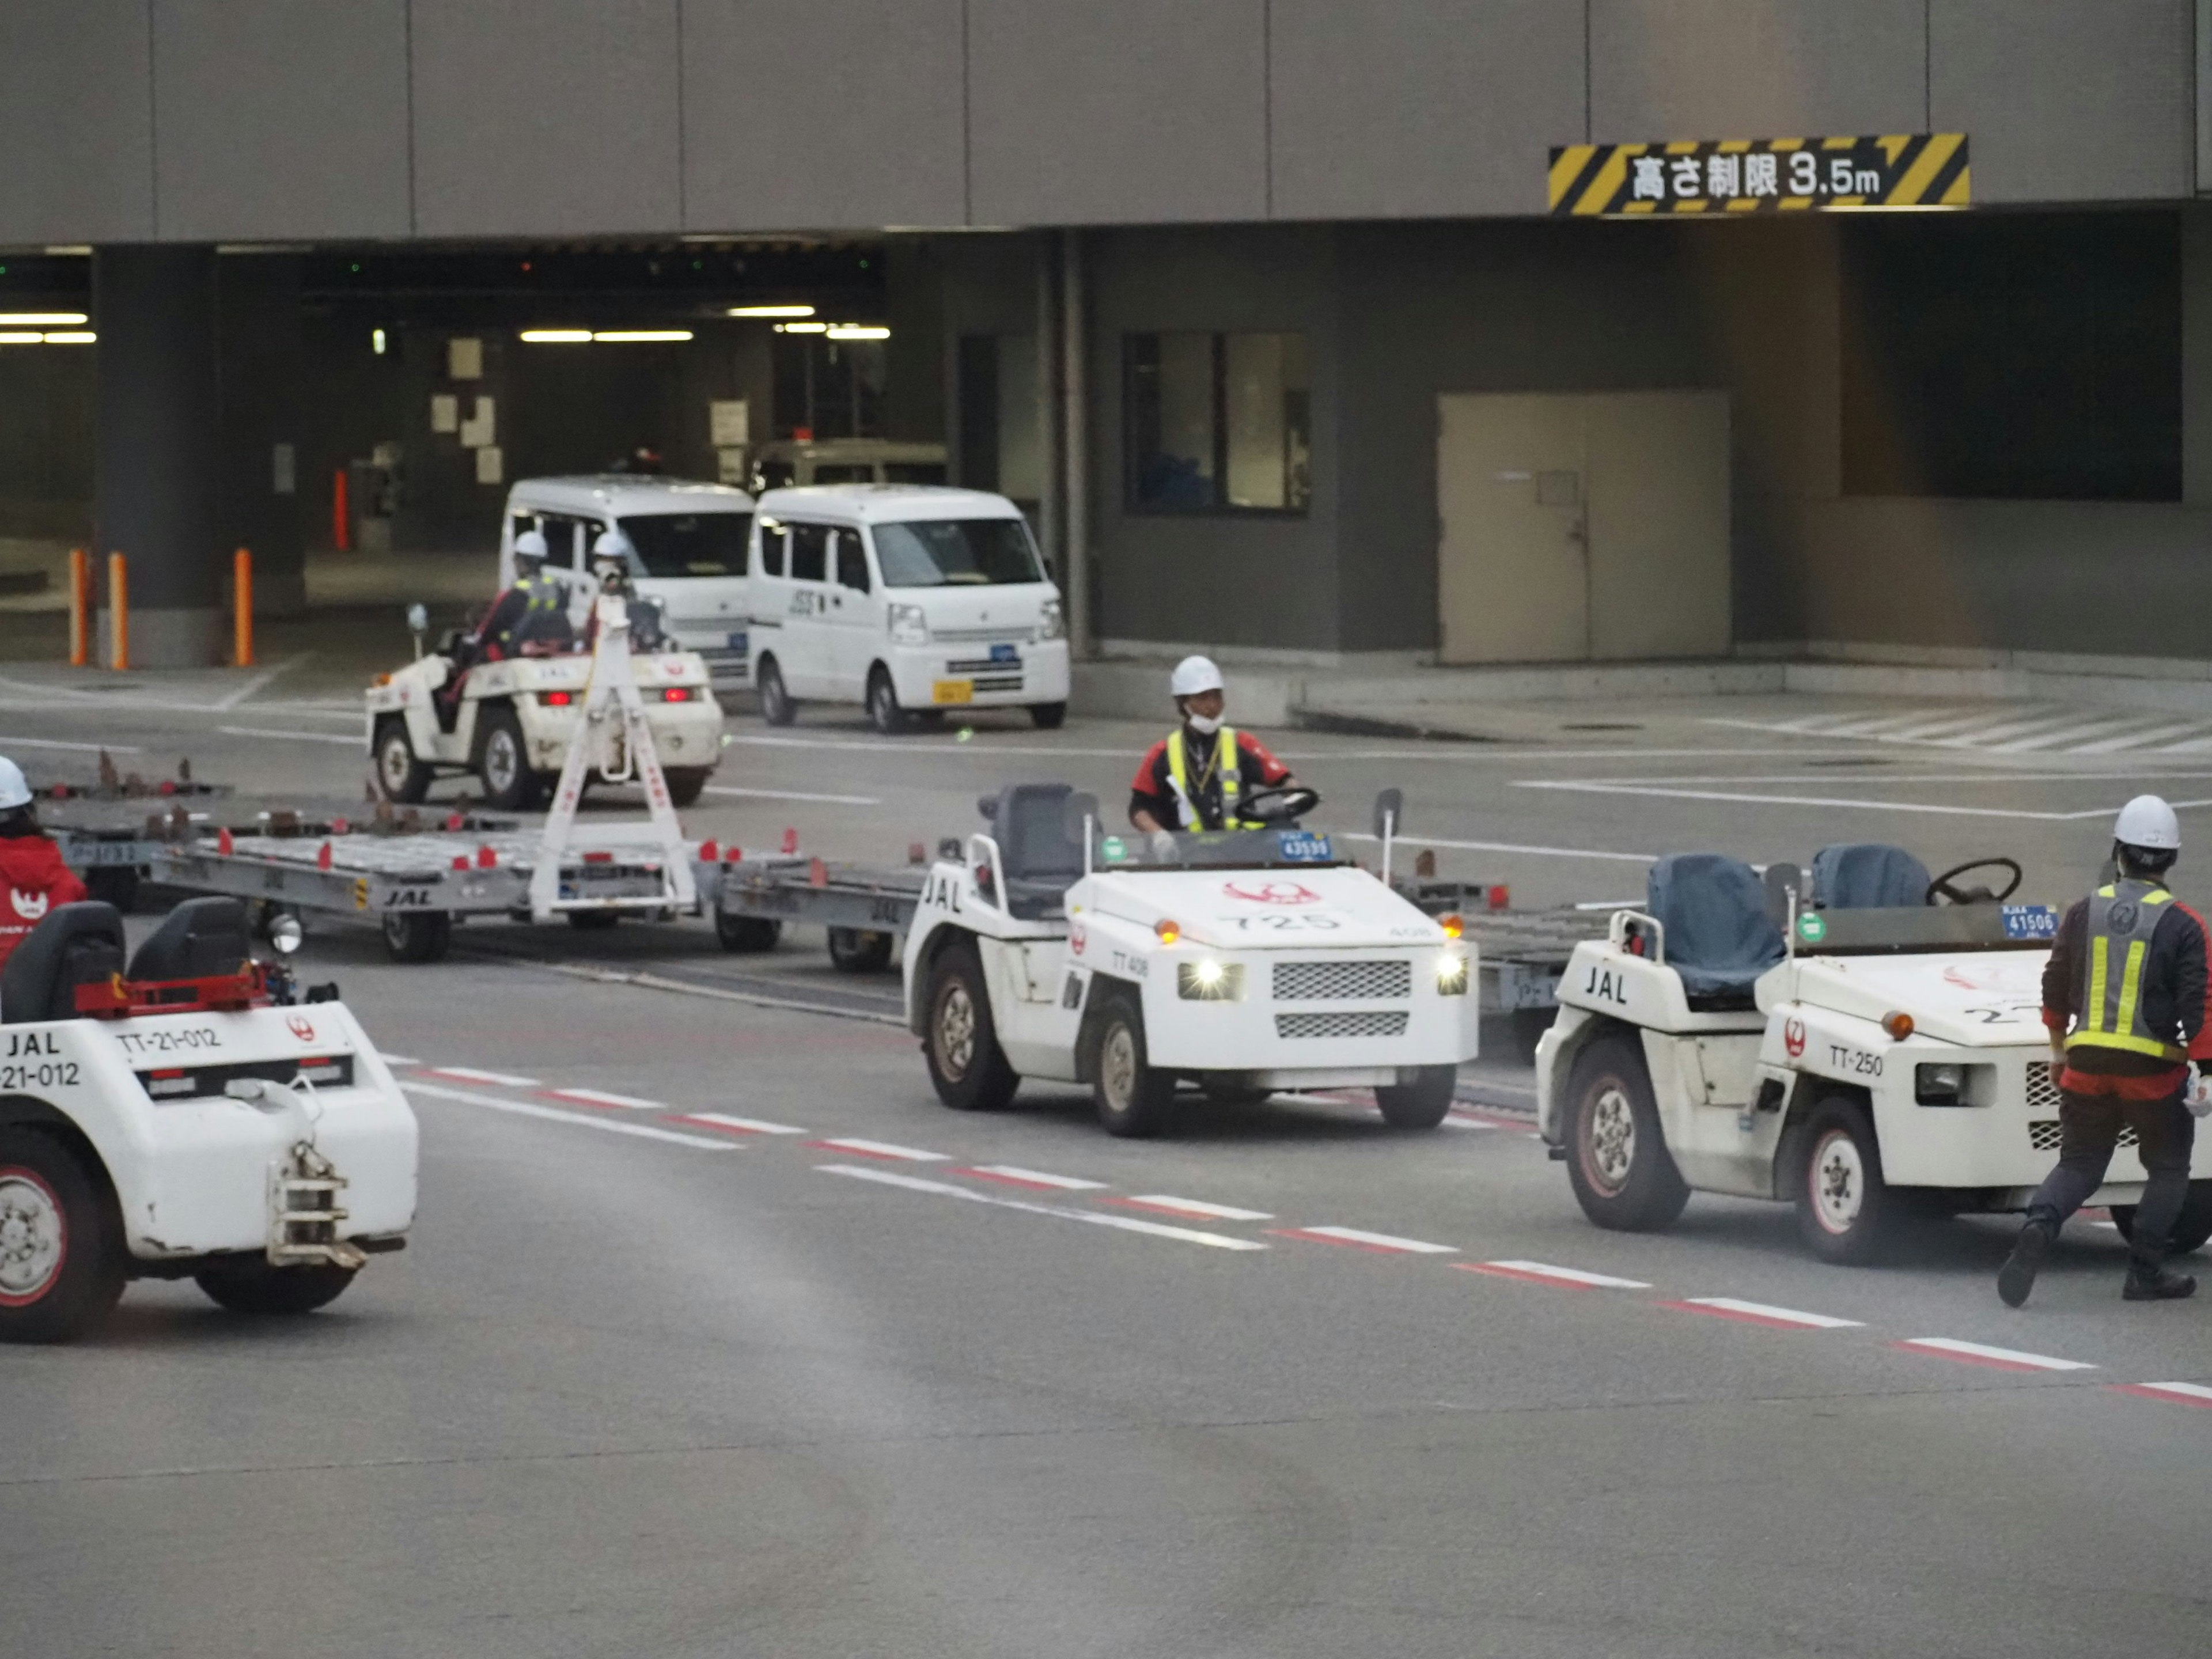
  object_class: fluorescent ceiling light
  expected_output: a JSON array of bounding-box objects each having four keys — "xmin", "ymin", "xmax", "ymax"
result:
[
  {"xmin": 0, "ymin": 332, "xmax": 41, "ymax": 345},
  {"xmin": 826, "ymin": 324, "xmax": 890, "ymax": 340},
  {"xmin": 40, "ymin": 246, "xmax": 91, "ymax": 257},
  {"xmin": 41, "ymin": 331, "xmax": 94, "ymax": 344},
  {"xmin": 520, "ymin": 328, "xmax": 592, "ymax": 343},
  {"xmin": 728, "ymin": 304, "xmax": 815, "ymax": 317},
  {"xmin": 592, "ymin": 329, "xmax": 693, "ymax": 342},
  {"xmin": 0, "ymin": 312, "xmax": 88, "ymax": 326},
  {"xmin": 774, "ymin": 321, "xmax": 828, "ymax": 334}
]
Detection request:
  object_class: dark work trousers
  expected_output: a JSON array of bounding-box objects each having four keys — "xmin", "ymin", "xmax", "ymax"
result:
[{"xmin": 2025, "ymin": 1087, "xmax": 2197, "ymax": 1255}]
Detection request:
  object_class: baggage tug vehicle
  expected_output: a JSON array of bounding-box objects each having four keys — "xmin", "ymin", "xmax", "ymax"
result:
[{"xmin": 904, "ymin": 785, "xmax": 1478, "ymax": 1135}]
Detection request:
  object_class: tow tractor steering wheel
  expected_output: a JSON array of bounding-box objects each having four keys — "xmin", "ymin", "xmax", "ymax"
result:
[
  {"xmin": 1237, "ymin": 785, "xmax": 1321, "ymax": 826},
  {"xmin": 1926, "ymin": 856, "xmax": 2023, "ymax": 906}
]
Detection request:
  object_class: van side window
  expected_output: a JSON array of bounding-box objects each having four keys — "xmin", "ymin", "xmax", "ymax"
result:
[
  {"xmin": 834, "ymin": 529, "xmax": 870, "ymax": 592},
  {"xmin": 789, "ymin": 523, "xmax": 829, "ymax": 583},
  {"xmin": 535, "ymin": 514, "xmax": 586, "ymax": 570},
  {"xmin": 757, "ymin": 520, "xmax": 786, "ymax": 577}
]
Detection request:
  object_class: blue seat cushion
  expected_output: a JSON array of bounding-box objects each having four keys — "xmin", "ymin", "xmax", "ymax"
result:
[
  {"xmin": 1812, "ymin": 843, "xmax": 1931, "ymax": 911},
  {"xmin": 1647, "ymin": 853, "xmax": 1786, "ymax": 1003}
]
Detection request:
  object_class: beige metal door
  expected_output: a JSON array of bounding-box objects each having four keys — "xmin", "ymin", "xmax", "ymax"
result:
[
  {"xmin": 1586, "ymin": 392, "xmax": 1730, "ymax": 660},
  {"xmin": 1436, "ymin": 395, "xmax": 1589, "ymax": 664}
]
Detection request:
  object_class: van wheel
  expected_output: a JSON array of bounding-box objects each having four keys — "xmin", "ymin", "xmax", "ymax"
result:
[
  {"xmin": 1029, "ymin": 702, "xmax": 1067, "ymax": 730},
  {"xmin": 1563, "ymin": 1033, "xmax": 1689, "ymax": 1231},
  {"xmin": 1793, "ymin": 1095, "xmax": 1895, "ymax": 1265},
  {"xmin": 381, "ymin": 910, "xmax": 453, "ymax": 964},
  {"xmin": 374, "ymin": 717, "xmax": 433, "ymax": 804},
  {"xmin": 0, "ymin": 1128, "xmax": 124, "ymax": 1344},
  {"xmin": 925, "ymin": 938, "xmax": 1019, "ymax": 1110},
  {"xmin": 2108, "ymin": 1180, "xmax": 2212, "ymax": 1255},
  {"xmin": 1376, "ymin": 1065, "xmax": 1456, "ymax": 1130},
  {"xmin": 867, "ymin": 668, "xmax": 912, "ymax": 735},
  {"xmin": 1088, "ymin": 991, "xmax": 1175, "ymax": 1137},
  {"xmin": 478, "ymin": 709, "xmax": 544, "ymax": 810},
  {"xmin": 663, "ymin": 767, "xmax": 709, "ymax": 807},
  {"xmin": 757, "ymin": 657, "xmax": 796, "ymax": 726},
  {"xmin": 195, "ymin": 1260, "xmax": 357, "ymax": 1316},
  {"xmin": 828, "ymin": 927, "xmax": 896, "ymax": 974}
]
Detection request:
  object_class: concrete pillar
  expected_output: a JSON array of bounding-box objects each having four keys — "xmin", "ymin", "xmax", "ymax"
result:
[
  {"xmin": 93, "ymin": 244, "xmax": 224, "ymax": 666},
  {"xmin": 1060, "ymin": 228, "xmax": 1091, "ymax": 659},
  {"xmin": 218, "ymin": 255, "xmax": 306, "ymax": 618}
]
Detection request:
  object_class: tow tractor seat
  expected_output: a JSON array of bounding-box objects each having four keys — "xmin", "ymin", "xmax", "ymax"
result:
[
  {"xmin": 1812, "ymin": 843, "xmax": 1932, "ymax": 910},
  {"xmin": 1, "ymin": 901, "xmax": 127, "ymax": 1024},
  {"xmin": 1645, "ymin": 853, "xmax": 1786, "ymax": 1011},
  {"xmin": 126, "ymin": 896, "xmax": 254, "ymax": 983},
  {"xmin": 981, "ymin": 784, "xmax": 1085, "ymax": 921}
]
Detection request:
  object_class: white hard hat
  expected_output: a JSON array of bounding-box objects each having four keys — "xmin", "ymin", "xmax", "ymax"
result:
[
  {"xmin": 2115, "ymin": 794, "xmax": 2181, "ymax": 852},
  {"xmin": 1170, "ymin": 654, "xmax": 1225, "ymax": 698},
  {"xmin": 591, "ymin": 529, "xmax": 634, "ymax": 564},
  {"xmin": 513, "ymin": 529, "xmax": 548, "ymax": 561},
  {"xmin": 0, "ymin": 757, "xmax": 29, "ymax": 812}
]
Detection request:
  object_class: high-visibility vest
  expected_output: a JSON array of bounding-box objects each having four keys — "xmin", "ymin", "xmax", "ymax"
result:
[
  {"xmin": 2066, "ymin": 878, "xmax": 2186, "ymax": 1061},
  {"xmin": 1165, "ymin": 725, "xmax": 1262, "ymax": 830},
  {"xmin": 502, "ymin": 571, "xmax": 568, "ymax": 646}
]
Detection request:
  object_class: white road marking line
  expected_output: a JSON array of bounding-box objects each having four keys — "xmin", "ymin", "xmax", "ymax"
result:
[
  {"xmin": 809, "ymin": 1137, "xmax": 949, "ymax": 1162},
  {"xmin": 217, "ymin": 725, "xmax": 360, "ymax": 744},
  {"xmin": 959, "ymin": 1165, "xmax": 1108, "ymax": 1192},
  {"xmin": 1, "ymin": 734, "xmax": 144, "ymax": 753},
  {"xmin": 816, "ymin": 1164, "xmax": 1267, "ymax": 1249},
  {"xmin": 1514, "ymin": 778, "xmax": 2210, "ymax": 824},
  {"xmin": 378, "ymin": 1053, "xmax": 422, "ymax": 1066},
  {"xmin": 211, "ymin": 653, "xmax": 308, "ymax": 710},
  {"xmin": 545, "ymin": 1086, "xmax": 666, "ymax": 1111},
  {"xmin": 1897, "ymin": 1337, "xmax": 2097, "ymax": 1373},
  {"xmin": 1117, "ymin": 1195, "xmax": 1275, "ymax": 1222},
  {"xmin": 1460, "ymin": 1259, "xmax": 1651, "ymax": 1290},
  {"xmin": 1666, "ymin": 1297, "xmax": 1863, "ymax": 1330},
  {"xmin": 672, "ymin": 1112, "xmax": 808, "ymax": 1135},
  {"xmin": 426, "ymin": 1065, "xmax": 540, "ymax": 1088},
  {"xmin": 1339, "ymin": 830, "xmax": 1653, "ymax": 864},
  {"xmin": 2071, "ymin": 721, "xmax": 2212, "ymax": 755},
  {"xmin": 2112, "ymin": 1381, "xmax": 2212, "ymax": 1408},
  {"xmin": 702, "ymin": 785, "xmax": 883, "ymax": 805},
  {"xmin": 1274, "ymin": 1225, "xmax": 1457, "ymax": 1255},
  {"xmin": 404, "ymin": 1082, "xmax": 735, "ymax": 1149}
]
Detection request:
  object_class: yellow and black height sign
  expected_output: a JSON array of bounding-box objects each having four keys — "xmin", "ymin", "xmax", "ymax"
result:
[{"xmin": 1549, "ymin": 134, "xmax": 1969, "ymax": 216}]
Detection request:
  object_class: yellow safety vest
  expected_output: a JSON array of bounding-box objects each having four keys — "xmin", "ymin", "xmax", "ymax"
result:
[
  {"xmin": 2066, "ymin": 879, "xmax": 2187, "ymax": 1061},
  {"xmin": 1165, "ymin": 726, "xmax": 1263, "ymax": 830}
]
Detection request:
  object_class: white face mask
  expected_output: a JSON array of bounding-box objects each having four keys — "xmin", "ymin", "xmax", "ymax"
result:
[{"xmin": 1185, "ymin": 712, "xmax": 1222, "ymax": 737}]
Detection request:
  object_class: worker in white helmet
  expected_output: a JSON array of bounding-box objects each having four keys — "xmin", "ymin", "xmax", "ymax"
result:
[
  {"xmin": 0, "ymin": 756, "xmax": 86, "ymax": 972},
  {"xmin": 1127, "ymin": 655, "xmax": 1297, "ymax": 835},
  {"xmin": 2001, "ymin": 794, "xmax": 2210, "ymax": 1306},
  {"xmin": 442, "ymin": 529, "xmax": 574, "ymax": 716}
]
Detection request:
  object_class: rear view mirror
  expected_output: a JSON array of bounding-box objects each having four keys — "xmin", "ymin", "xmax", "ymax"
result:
[
  {"xmin": 976, "ymin": 794, "xmax": 999, "ymax": 821},
  {"xmin": 406, "ymin": 603, "xmax": 429, "ymax": 635},
  {"xmin": 1372, "ymin": 787, "xmax": 1404, "ymax": 840},
  {"xmin": 1062, "ymin": 791, "xmax": 1100, "ymax": 843}
]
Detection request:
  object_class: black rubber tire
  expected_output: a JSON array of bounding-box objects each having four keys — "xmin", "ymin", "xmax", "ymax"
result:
[
  {"xmin": 757, "ymin": 656, "xmax": 796, "ymax": 726},
  {"xmin": 476, "ymin": 709, "xmax": 544, "ymax": 810},
  {"xmin": 381, "ymin": 910, "xmax": 453, "ymax": 964},
  {"xmin": 1086, "ymin": 991, "xmax": 1176, "ymax": 1138},
  {"xmin": 1792, "ymin": 1094, "xmax": 1896, "ymax": 1266},
  {"xmin": 664, "ymin": 767, "xmax": 710, "ymax": 808},
  {"xmin": 567, "ymin": 910, "xmax": 620, "ymax": 930},
  {"xmin": 827, "ymin": 927, "xmax": 896, "ymax": 974},
  {"xmin": 1029, "ymin": 702, "xmax": 1067, "ymax": 730},
  {"xmin": 195, "ymin": 1260, "xmax": 358, "ymax": 1316},
  {"xmin": 1376, "ymin": 1065, "xmax": 1457, "ymax": 1130},
  {"xmin": 373, "ymin": 717, "xmax": 433, "ymax": 804},
  {"xmin": 867, "ymin": 667, "xmax": 911, "ymax": 735},
  {"xmin": 1562, "ymin": 1032, "xmax": 1690, "ymax": 1232},
  {"xmin": 714, "ymin": 911, "xmax": 782, "ymax": 952},
  {"xmin": 923, "ymin": 938, "xmax": 1020, "ymax": 1111},
  {"xmin": 2109, "ymin": 1179, "xmax": 2212, "ymax": 1255},
  {"xmin": 0, "ymin": 1127, "xmax": 124, "ymax": 1344},
  {"xmin": 83, "ymin": 865, "xmax": 141, "ymax": 914}
]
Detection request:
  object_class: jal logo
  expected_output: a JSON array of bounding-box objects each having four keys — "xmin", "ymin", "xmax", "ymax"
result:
[
  {"xmin": 9, "ymin": 889, "xmax": 48, "ymax": 922},
  {"xmin": 286, "ymin": 1014, "xmax": 317, "ymax": 1043},
  {"xmin": 1070, "ymin": 923, "xmax": 1087, "ymax": 956},
  {"xmin": 1221, "ymin": 880, "xmax": 1321, "ymax": 907},
  {"xmin": 1581, "ymin": 963, "xmax": 1627, "ymax": 1006},
  {"xmin": 1783, "ymin": 1017, "xmax": 1807, "ymax": 1059}
]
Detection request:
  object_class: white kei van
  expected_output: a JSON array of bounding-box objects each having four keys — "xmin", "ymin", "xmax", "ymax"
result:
[
  {"xmin": 501, "ymin": 476, "xmax": 754, "ymax": 686},
  {"xmin": 747, "ymin": 484, "xmax": 1070, "ymax": 733},
  {"xmin": 748, "ymin": 439, "xmax": 947, "ymax": 494}
]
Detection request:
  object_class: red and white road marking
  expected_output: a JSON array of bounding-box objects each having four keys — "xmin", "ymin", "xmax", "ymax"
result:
[
  {"xmin": 1459, "ymin": 1260, "xmax": 1650, "ymax": 1290},
  {"xmin": 1663, "ymin": 1297, "xmax": 1863, "ymax": 1331},
  {"xmin": 1447, "ymin": 1107, "xmax": 1530, "ymax": 1131},
  {"xmin": 1896, "ymin": 1337, "xmax": 2097, "ymax": 1374},
  {"xmin": 406, "ymin": 1081, "xmax": 736, "ymax": 1150},
  {"xmin": 2110, "ymin": 1380, "xmax": 2212, "ymax": 1409},
  {"xmin": 816, "ymin": 1164, "xmax": 1267, "ymax": 1251},
  {"xmin": 1271, "ymin": 1225, "xmax": 1457, "ymax": 1256},
  {"xmin": 671, "ymin": 1112, "xmax": 809, "ymax": 1137},
  {"xmin": 380, "ymin": 1053, "xmax": 422, "ymax": 1066},
  {"xmin": 426, "ymin": 1065, "xmax": 539, "ymax": 1088},
  {"xmin": 1114, "ymin": 1195, "xmax": 1274, "ymax": 1223},
  {"xmin": 544, "ymin": 1086, "xmax": 666, "ymax": 1111},
  {"xmin": 809, "ymin": 1137, "xmax": 949, "ymax": 1163},
  {"xmin": 957, "ymin": 1165, "xmax": 1108, "ymax": 1192}
]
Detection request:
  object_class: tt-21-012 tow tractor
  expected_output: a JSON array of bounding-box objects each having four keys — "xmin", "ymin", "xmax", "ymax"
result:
[{"xmin": 1536, "ymin": 844, "xmax": 2212, "ymax": 1263}]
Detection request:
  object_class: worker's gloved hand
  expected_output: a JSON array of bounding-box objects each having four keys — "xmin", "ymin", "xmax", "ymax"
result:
[
  {"xmin": 2187, "ymin": 1063, "xmax": 2212, "ymax": 1119},
  {"xmin": 1147, "ymin": 828, "xmax": 1179, "ymax": 862}
]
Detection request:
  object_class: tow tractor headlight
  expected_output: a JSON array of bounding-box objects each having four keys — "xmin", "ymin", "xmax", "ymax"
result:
[
  {"xmin": 1036, "ymin": 597, "xmax": 1066, "ymax": 641},
  {"xmin": 888, "ymin": 603, "xmax": 930, "ymax": 646},
  {"xmin": 1915, "ymin": 1061, "xmax": 1987, "ymax": 1106},
  {"xmin": 1435, "ymin": 952, "xmax": 1470, "ymax": 996},
  {"xmin": 1177, "ymin": 959, "xmax": 1245, "ymax": 1001}
]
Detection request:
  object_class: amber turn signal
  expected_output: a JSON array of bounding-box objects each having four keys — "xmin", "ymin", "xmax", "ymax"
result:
[
  {"xmin": 1438, "ymin": 913, "xmax": 1464, "ymax": 940},
  {"xmin": 1154, "ymin": 918, "xmax": 1181, "ymax": 944},
  {"xmin": 1881, "ymin": 1010, "xmax": 1915, "ymax": 1040}
]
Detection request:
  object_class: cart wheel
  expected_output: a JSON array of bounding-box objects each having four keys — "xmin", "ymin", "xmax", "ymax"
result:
[
  {"xmin": 477, "ymin": 709, "xmax": 544, "ymax": 811},
  {"xmin": 2108, "ymin": 1180, "xmax": 2212, "ymax": 1255},
  {"xmin": 1028, "ymin": 702, "xmax": 1067, "ymax": 730},
  {"xmin": 0, "ymin": 1128, "xmax": 123, "ymax": 1344},
  {"xmin": 757, "ymin": 656, "xmax": 796, "ymax": 726},
  {"xmin": 664, "ymin": 767, "xmax": 710, "ymax": 808},
  {"xmin": 1793, "ymin": 1095, "xmax": 1895, "ymax": 1266},
  {"xmin": 867, "ymin": 668, "xmax": 912, "ymax": 735},
  {"xmin": 1376, "ymin": 1065, "xmax": 1456, "ymax": 1130},
  {"xmin": 567, "ymin": 910, "xmax": 620, "ymax": 931},
  {"xmin": 1087, "ymin": 990, "xmax": 1174, "ymax": 1137},
  {"xmin": 828, "ymin": 927, "xmax": 896, "ymax": 974},
  {"xmin": 1562, "ymin": 1032, "xmax": 1689, "ymax": 1232},
  {"xmin": 924, "ymin": 938, "xmax": 1019, "ymax": 1111},
  {"xmin": 83, "ymin": 865, "xmax": 140, "ymax": 914},
  {"xmin": 195, "ymin": 1260, "xmax": 357, "ymax": 1315},
  {"xmin": 714, "ymin": 911, "xmax": 781, "ymax": 952},
  {"xmin": 374, "ymin": 717, "xmax": 433, "ymax": 804},
  {"xmin": 381, "ymin": 910, "xmax": 453, "ymax": 964}
]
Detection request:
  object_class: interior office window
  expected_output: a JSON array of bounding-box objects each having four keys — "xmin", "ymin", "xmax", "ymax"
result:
[
  {"xmin": 1127, "ymin": 332, "xmax": 1308, "ymax": 513},
  {"xmin": 788, "ymin": 522, "xmax": 829, "ymax": 582}
]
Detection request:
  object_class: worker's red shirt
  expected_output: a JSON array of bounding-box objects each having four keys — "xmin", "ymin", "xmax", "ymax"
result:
[
  {"xmin": 1128, "ymin": 728, "xmax": 1291, "ymax": 830},
  {"xmin": 0, "ymin": 835, "xmax": 87, "ymax": 968}
]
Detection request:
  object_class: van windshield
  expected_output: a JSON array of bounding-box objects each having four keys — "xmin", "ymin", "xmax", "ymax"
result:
[
  {"xmin": 618, "ymin": 512, "xmax": 753, "ymax": 577},
  {"xmin": 872, "ymin": 518, "xmax": 1043, "ymax": 588}
]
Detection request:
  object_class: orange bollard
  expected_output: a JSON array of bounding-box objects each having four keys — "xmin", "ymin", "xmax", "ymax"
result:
[
  {"xmin": 67, "ymin": 547, "xmax": 89, "ymax": 666},
  {"xmin": 232, "ymin": 547, "xmax": 254, "ymax": 667},
  {"xmin": 333, "ymin": 468, "xmax": 350, "ymax": 551},
  {"xmin": 107, "ymin": 550, "xmax": 128, "ymax": 671}
]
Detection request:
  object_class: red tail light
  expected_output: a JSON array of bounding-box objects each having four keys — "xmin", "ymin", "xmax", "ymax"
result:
[
  {"xmin": 660, "ymin": 687, "xmax": 694, "ymax": 702},
  {"xmin": 541, "ymin": 690, "xmax": 574, "ymax": 706}
]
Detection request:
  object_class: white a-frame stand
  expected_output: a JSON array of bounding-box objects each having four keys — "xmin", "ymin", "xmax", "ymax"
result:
[{"xmin": 527, "ymin": 591, "xmax": 698, "ymax": 922}]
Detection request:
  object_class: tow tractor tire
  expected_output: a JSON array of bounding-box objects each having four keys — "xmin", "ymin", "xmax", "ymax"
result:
[
  {"xmin": 478, "ymin": 709, "xmax": 545, "ymax": 811},
  {"xmin": 1793, "ymin": 1094, "xmax": 1896, "ymax": 1266},
  {"xmin": 0, "ymin": 1128, "xmax": 123, "ymax": 1344},
  {"xmin": 381, "ymin": 910, "xmax": 453, "ymax": 964},
  {"xmin": 374, "ymin": 717, "xmax": 433, "ymax": 804},
  {"xmin": 1376, "ymin": 1065, "xmax": 1457, "ymax": 1130},
  {"xmin": 1029, "ymin": 702, "xmax": 1067, "ymax": 730},
  {"xmin": 195, "ymin": 1259, "xmax": 357, "ymax": 1316},
  {"xmin": 714, "ymin": 911, "xmax": 781, "ymax": 952},
  {"xmin": 664, "ymin": 767, "xmax": 710, "ymax": 808},
  {"xmin": 2108, "ymin": 1180, "xmax": 2212, "ymax": 1255},
  {"xmin": 757, "ymin": 657, "xmax": 796, "ymax": 726},
  {"xmin": 1563, "ymin": 1033, "xmax": 1690, "ymax": 1232},
  {"xmin": 867, "ymin": 668, "xmax": 912, "ymax": 735},
  {"xmin": 924, "ymin": 938, "xmax": 1020, "ymax": 1111},
  {"xmin": 828, "ymin": 927, "xmax": 896, "ymax": 974},
  {"xmin": 1087, "ymin": 991, "xmax": 1176, "ymax": 1138}
]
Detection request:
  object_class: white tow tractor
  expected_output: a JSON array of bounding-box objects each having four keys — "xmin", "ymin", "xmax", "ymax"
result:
[
  {"xmin": 1536, "ymin": 843, "xmax": 2212, "ymax": 1263},
  {"xmin": 904, "ymin": 785, "xmax": 1479, "ymax": 1135},
  {"xmin": 0, "ymin": 894, "xmax": 417, "ymax": 1342}
]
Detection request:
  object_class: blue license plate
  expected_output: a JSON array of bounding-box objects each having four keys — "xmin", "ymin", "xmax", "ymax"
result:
[
  {"xmin": 1275, "ymin": 831, "xmax": 1333, "ymax": 862},
  {"xmin": 2001, "ymin": 904, "xmax": 2059, "ymax": 940},
  {"xmin": 989, "ymin": 642, "xmax": 1018, "ymax": 663},
  {"xmin": 727, "ymin": 631, "xmax": 748, "ymax": 652}
]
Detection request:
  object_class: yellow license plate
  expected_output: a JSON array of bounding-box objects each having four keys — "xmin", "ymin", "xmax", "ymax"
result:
[{"xmin": 931, "ymin": 679, "xmax": 974, "ymax": 705}]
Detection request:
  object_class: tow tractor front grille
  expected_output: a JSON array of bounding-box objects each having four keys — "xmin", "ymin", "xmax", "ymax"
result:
[
  {"xmin": 2029, "ymin": 1119, "xmax": 2137, "ymax": 1153},
  {"xmin": 1273, "ymin": 960, "xmax": 1411, "ymax": 1002},
  {"xmin": 2026, "ymin": 1062, "xmax": 2062, "ymax": 1113},
  {"xmin": 1275, "ymin": 1010, "xmax": 1410, "ymax": 1040}
]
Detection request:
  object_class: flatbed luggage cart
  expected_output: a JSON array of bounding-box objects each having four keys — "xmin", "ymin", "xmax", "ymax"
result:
[{"xmin": 707, "ymin": 849, "xmax": 929, "ymax": 972}]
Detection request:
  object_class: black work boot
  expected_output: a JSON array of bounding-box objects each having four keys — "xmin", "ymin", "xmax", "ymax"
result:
[
  {"xmin": 1998, "ymin": 1219, "xmax": 2054, "ymax": 1308},
  {"xmin": 2123, "ymin": 1245, "xmax": 2198, "ymax": 1302}
]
